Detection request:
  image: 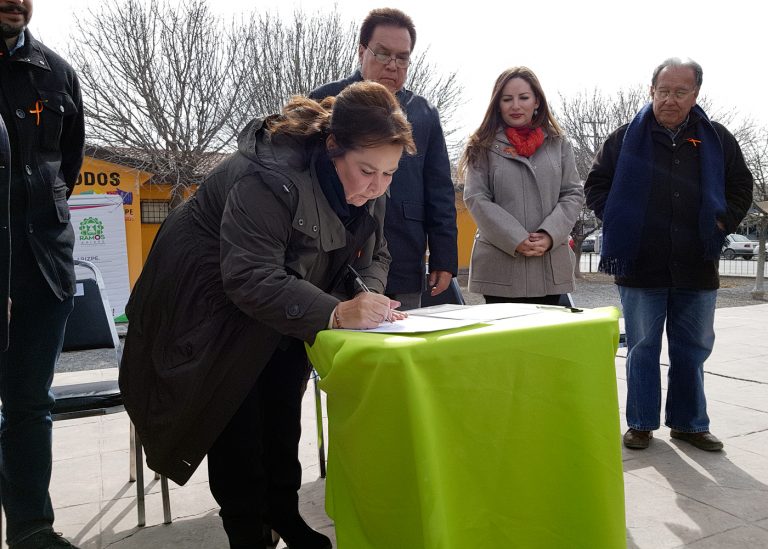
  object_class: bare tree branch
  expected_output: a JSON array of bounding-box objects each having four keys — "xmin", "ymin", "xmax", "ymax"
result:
[{"xmin": 69, "ymin": 1, "xmax": 465, "ymax": 201}]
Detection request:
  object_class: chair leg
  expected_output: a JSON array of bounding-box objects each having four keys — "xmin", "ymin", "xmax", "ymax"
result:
[
  {"xmin": 134, "ymin": 430, "xmax": 146, "ymax": 527},
  {"xmin": 130, "ymin": 420, "xmax": 172, "ymax": 526},
  {"xmin": 313, "ymin": 371, "xmax": 326, "ymax": 479},
  {"xmin": 161, "ymin": 475, "xmax": 172, "ymax": 524},
  {"xmin": 129, "ymin": 422, "xmax": 137, "ymax": 482}
]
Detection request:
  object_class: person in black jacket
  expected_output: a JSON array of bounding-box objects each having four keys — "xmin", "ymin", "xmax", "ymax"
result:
[
  {"xmin": 120, "ymin": 82, "xmax": 413, "ymax": 549},
  {"xmin": 585, "ymin": 57, "xmax": 753, "ymax": 453},
  {"xmin": 310, "ymin": 7, "xmax": 458, "ymax": 311},
  {"xmin": 0, "ymin": 1, "xmax": 85, "ymax": 547}
]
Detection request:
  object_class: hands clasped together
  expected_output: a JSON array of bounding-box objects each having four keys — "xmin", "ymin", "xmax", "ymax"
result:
[
  {"xmin": 515, "ymin": 231, "xmax": 553, "ymax": 257},
  {"xmin": 334, "ymin": 292, "xmax": 408, "ymax": 330}
]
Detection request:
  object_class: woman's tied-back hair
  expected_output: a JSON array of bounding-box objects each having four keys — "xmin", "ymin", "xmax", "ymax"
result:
[
  {"xmin": 458, "ymin": 66, "xmax": 562, "ymax": 180},
  {"xmin": 268, "ymin": 81, "xmax": 415, "ymax": 157}
]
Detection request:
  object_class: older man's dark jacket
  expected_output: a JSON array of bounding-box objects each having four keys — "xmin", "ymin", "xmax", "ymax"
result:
[
  {"xmin": 0, "ymin": 30, "xmax": 85, "ymax": 346},
  {"xmin": 310, "ymin": 71, "xmax": 458, "ymax": 294},
  {"xmin": 585, "ymin": 110, "xmax": 753, "ymax": 289}
]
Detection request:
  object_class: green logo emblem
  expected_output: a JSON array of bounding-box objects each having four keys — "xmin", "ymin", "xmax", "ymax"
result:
[{"xmin": 79, "ymin": 217, "xmax": 105, "ymax": 244}]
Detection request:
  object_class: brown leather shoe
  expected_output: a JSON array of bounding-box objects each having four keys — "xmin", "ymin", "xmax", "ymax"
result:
[
  {"xmin": 623, "ymin": 428, "xmax": 652, "ymax": 449},
  {"xmin": 670, "ymin": 430, "xmax": 724, "ymax": 451}
]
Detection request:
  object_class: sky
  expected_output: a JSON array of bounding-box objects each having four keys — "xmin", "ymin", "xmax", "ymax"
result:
[{"xmin": 30, "ymin": 0, "xmax": 768, "ymax": 140}]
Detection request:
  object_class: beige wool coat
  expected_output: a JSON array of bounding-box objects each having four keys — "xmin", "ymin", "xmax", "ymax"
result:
[{"xmin": 464, "ymin": 129, "xmax": 584, "ymax": 298}]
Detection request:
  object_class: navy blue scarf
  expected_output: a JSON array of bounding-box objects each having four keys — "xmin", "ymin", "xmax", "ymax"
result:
[
  {"xmin": 599, "ymin": 104, "xmax": 726, "ymax": 276},
  {"xmin": 314, "ymin": 148, "xmax": 365, "ymax": 226}
]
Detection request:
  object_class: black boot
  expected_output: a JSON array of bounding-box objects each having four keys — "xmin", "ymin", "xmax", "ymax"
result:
[
  {"xmin": 262, "ymin": 525, "xmax": 280, "ymax": 549},
  {"xmin": 267, "ymin": 513, "xmax": 331, "ymax": 549},
  {"xmin": 10, "ymin": 530, "xmax": 81, "ymax": 549}
]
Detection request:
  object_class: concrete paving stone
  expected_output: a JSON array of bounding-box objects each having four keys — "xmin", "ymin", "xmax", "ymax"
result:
[
  {"xmin": 706, "ymin": 358, "xmax": 768, "ymax": 384},
  {"xmin": 99, "ymin": 514, "xmax": 228, "ymax": 549},
  {"xmin": 726, "ymin": 431, "xmax": 768, "ymax": 464},
  {"xmin": 98, "ymin": 414, "xmax": 132, "ymax": 455},
  {"xmin": 98, "ymin": 448, "xmax": 142, "ymax": 504},
  {"xmin": 100, "ymin": 480, "xmax": 219, "ymax": 538},
  {"xmin": 623, "ymin": 470, "xmax": 743, "ymax": 548},
  {"xmin": 50, "ymin": 454, "xmax": 103, "ymax": 508},
  {"xmin": 151, "ymin": 481, "xmax": 219, "ymax": 523},
  {"xmin": 703, "ymin": 400, "xmax": 768, "ymax": 440},
  {"xmin": 757, "ymin": 517, "xmax": 768, "ymax": 531},
  {"xmin": 681, "ymin": 525, "xmax": 768, "ymax": 548},
  {"xmin": 706, "ymin": 381, "xmax": 768, "ymax": 414},
  {"xmin": 100, "ymin": 490, "xmax": 183, "ymax": 542},
  {"xmin": 53, "ymin": 419, "xmax": 101, "ymax": 461},
  {"xmin": 625, "ymin": 443, "xmax": 768, "ymax": 523}
]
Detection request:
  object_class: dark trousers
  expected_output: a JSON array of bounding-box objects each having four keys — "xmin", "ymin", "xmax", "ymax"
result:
[
  {"xmin": 484, "ymin": 294, "xmax": 563, "ymax": 306},
  {"xmin": 207, "ymin": 338, "xmax": 311, "ymax": 547},
  {"xmin": 0, "ymin": 251, "xmax": 73, "ymax": 546}
]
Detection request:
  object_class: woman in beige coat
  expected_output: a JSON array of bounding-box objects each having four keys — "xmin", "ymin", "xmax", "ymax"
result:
[{"xmin": 459, "ymin": 67, "xmax": 584, "ymax": 305}]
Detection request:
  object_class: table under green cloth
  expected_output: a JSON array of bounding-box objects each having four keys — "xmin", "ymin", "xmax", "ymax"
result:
[{"xmin": 306, "ymin": 306, "xmax": 625, "ymax": 549}]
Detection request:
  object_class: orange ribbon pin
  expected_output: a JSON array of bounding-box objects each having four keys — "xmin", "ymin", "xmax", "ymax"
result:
[
  {"xmin": 29, "ymin": 100, "xmax": 44, "ymax": 126},
  {"xmin": 687, "ymin": 138, "xmax": 702, "ymax": 147}
]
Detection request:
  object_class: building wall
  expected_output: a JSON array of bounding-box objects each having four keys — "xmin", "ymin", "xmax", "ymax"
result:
[
  {"xmin": 456, "ymin": 192, "xmax": 476, "ymax": 270},
  {"xmin": 74, "ymin": 157, "xmax": 152, "ymax": 287}
]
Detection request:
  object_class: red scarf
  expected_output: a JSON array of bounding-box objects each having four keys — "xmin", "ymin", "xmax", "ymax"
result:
[{"xmin": 504, "ymin": 126, "xmax": 545, "ymax": 157}]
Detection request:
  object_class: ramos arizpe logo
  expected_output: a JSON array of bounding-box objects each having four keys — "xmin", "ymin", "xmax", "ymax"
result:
[{"xmin": 79, "ymin": 217, "xmax": 105, "ymax": 245}]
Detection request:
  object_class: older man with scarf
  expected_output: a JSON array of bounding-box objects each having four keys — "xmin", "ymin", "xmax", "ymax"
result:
[{"xmin": 585, "ymin": 57, "xmax": 753, "ymax": 452}]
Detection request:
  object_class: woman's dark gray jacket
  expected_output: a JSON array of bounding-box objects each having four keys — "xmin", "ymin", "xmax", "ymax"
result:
[{"xmin": 119, "ymin": 117, "xmax": 390, "ymax": 484}]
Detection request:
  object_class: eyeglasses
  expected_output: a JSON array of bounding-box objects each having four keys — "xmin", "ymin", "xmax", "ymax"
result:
[
  {"xmin": 366, "ymin": 46, "xmax": 410, "ymax": 69},
  {"xmin": 653, "ymin": 88, "xmax": 695, "ymax": 101}
]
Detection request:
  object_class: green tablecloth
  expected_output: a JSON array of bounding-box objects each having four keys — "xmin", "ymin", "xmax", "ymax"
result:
[{"xmin": 307, "ymin": 306, "xmax": 625, "ymax": 549}]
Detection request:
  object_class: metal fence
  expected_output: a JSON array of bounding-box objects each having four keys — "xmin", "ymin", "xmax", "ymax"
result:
[{"xmin": 578, "ymin": 253, "xmax": 765, "ymax": 278}]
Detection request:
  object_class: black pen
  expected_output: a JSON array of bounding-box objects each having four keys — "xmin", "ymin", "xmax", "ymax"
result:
[
  {"xmin": 347, "ymin": 264, "xmax": 393, "ymax": 322},
  {"xmin": 347, "ymin": 264, "xmax": 371, "ymax": 293}
]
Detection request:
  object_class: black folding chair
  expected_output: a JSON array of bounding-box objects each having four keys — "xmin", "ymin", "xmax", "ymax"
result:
[{"xmin": 51, "ymin": 259, "xmax": 171, "ymax": 526}]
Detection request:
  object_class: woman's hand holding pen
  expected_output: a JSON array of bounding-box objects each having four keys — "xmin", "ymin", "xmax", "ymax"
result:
[{"xmin": 335, "ymin": 293, "xmax": 407, "ymax": 329}]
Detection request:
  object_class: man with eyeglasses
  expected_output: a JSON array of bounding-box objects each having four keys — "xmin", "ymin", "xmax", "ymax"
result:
[
  {"xmin": 585, "ymin": 57, "xmax": 753, "ymax": 452},
  {"xmin": 311, "ymin": 7, "xmax": 458, "ymax": 311}
]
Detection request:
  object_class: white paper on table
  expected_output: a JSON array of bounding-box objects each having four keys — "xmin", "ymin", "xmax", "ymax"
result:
[
  {"xmin": 341, "ymin": 315, "xmax": 482, "ymax": 334},
  {"xmin": 410, "ymin": 303, "xmax": 543, "ymax": 321}
]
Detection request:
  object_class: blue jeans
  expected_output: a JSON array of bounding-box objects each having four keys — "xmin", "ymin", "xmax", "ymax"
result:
[
  {"xmin": 0, "ymin": 259, "xmax": 73, "ymax": 545},
  {"xmin": 618, "ymin": 286, "xmax": 716, "ymax": 433}
]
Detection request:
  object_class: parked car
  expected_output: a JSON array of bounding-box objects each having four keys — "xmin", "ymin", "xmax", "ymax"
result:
[
  {"xmin": 750, "ymin": 239, "xmax": 768, "ymax": 258},
  {"xmin": 581, "ymin": 233, "xmax": 600, "ymax": 253},
  {"xmin": 721, "ymin": 234, "xmax": 755, "ymax": 260}
]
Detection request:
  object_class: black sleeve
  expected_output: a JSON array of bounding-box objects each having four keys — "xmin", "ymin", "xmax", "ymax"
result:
[
  {"xmin": 61, "ymin": 68, "xmax": 85, "ymax": 197},
  {"xmin": 716, "ymin": 124, "xmax": 754, "ymax": 232},
  {"xmin": 421, "ymin": 107, "xmax": 458, "ymax": 275}
]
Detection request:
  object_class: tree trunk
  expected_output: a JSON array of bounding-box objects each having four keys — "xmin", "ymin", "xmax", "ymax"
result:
[{"xmin": 752, "ymin": 216, "xmax": 767, "ymax": 300}]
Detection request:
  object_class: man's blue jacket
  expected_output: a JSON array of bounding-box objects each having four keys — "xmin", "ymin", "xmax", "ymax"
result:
[{"xmin": 311, "ymin": 71, "xmax": 458, "ymax": 294}]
